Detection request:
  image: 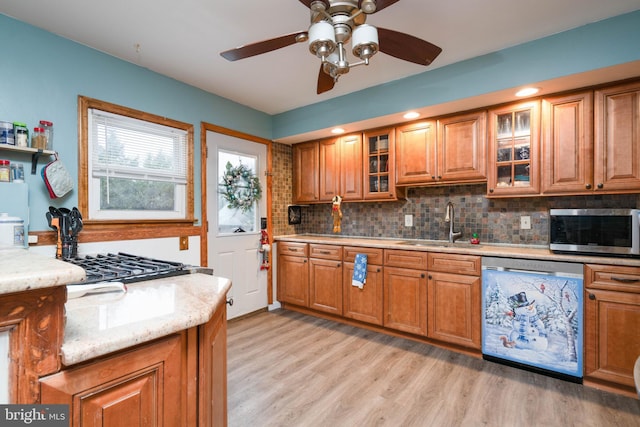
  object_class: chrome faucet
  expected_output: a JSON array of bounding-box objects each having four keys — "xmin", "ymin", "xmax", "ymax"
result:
[{"xmin": 445, "ymin": 202, "xmax": 463, "ymax": 243}]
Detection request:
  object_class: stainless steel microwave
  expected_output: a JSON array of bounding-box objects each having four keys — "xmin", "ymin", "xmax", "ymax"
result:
[{"xmin": 549, "ymin": 209, "xmax": 640, "ymax": 257}]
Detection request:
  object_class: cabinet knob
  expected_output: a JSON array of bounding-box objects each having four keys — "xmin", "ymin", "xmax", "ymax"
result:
[
  {"xmin": 376, "ymin": 268, "xmax": 381, "ymax": 272},
  {"xmin": 437, "ymin": 176, "xmax": 442, "ymax": 180},
  {"xmin": 585, "ymin": 183, "xmax": 592, "ymax": 189},
  {"xmin": 226, "ymin": 297, "xmax": 234, "ymax": 306},
  {"xmin": 489, "ymin": 188, "xmax": 494, "ymax": 193},
  {"xmin": 428, "ymin": 275, "xmax": 432, "ymax": 280},
  {"xmin": 337, "ymin": 262, "xmax": 341, "ymax": 267},
  {"xmin": 597, "ymin": 183, "xmax": 603, "ymax": 189},
  {"xmin": 431, "ymin": 176, "xmax": 435, "ymax": 180},
  {"xmin": 303, "ymin": 259, "xmax": 307, "ymax": 263},
  {"xmin": 588, "ymin": 293, "xmax": 596, "ymax": 300},
  {"xmin": 421, "ymin": 273, "xmax": 426, "ymax": 278}
]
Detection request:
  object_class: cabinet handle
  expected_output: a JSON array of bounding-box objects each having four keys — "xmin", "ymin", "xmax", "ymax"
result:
[
  {"xmin": 319, "ymin": 250, "xmax": 331, "ymax": 254},
  {"xmin": 588, "ymin": 293, "xmax": 596, "ymax": 300},
  {"xmin": 611, "ymin": 276, "xmax": 639, "ymax": 283},
  {"xmin": 585, "ymin": 183, "xmax": 592, "ymax": 189},
  {"xmin": 597, "ymin": 183, "xmax": 603, "ymax": 189},
  {"xmin": 288, "ymin": 248, "xmax": 299, "ymax": 252}
]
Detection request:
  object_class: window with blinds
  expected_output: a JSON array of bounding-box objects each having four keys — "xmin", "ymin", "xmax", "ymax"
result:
[{"xmin": 87, "ymin": 108, "xmax": 189, "ymax": 220}]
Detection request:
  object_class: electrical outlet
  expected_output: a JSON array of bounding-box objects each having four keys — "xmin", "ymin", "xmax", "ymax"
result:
[
  {"xmin": 179, "ymin": 236, "xmax": 189, "ymax": 250},
  {"xmin": 405, "ymin": 214, "xmax": 413, "ymax": 227},
  {"xmin": 520, "ymin": 216, "xmax": 531, "ymax": 230}
]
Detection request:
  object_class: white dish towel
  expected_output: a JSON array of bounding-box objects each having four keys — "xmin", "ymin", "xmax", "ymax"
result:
[{"xmin": 351, "ymin": 253, "xmax": 368, "ymax": 289}]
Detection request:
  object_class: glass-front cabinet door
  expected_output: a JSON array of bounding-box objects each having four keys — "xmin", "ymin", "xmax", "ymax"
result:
[
  {"xmin": 363, "ymin": 127, "xmax": 398, "ymax": 200},
  {"xmin": 487, "ymin": 101, "xmax": 540, "ymax": 196}
]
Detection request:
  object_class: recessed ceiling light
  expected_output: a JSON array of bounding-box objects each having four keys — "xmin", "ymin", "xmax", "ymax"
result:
[
  {"xmin": 331, "ymin": 127, "xmax": 345, "ymax": 134},
  {"xmin": 516, "ymin": 87, "xmax": 540, "ymax": 97},
  {"xmin": 403, "ymin": 111, "xmax": 420, "ymax": 119}
]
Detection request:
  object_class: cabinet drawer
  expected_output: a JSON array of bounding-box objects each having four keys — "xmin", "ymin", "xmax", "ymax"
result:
[
  {"xmin": 384, "ymin": 249, "xmax": 428, "ymax": 270},
  {"xmin": 278, "ymin": 242, "xmax": 309, "ymax": 257},
  {"xmin": 309, "ymin": 244, "xmax": 342, "ymax": 260},
  {"xmin": 585, "ymin": 264, "xmax": 640, "ymax": 293},
  {"xmin": 428, "ymin": 253, "xmax": 481, "ymax": 276},
  {"xmin": 343, "ymin": 246, "xmax": 384, "ymax": 265}
]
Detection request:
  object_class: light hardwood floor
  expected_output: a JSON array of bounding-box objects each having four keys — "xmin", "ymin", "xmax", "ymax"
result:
[{"xmin": 227, "ymin": 310, "xmax": 640, "ymax": 427}]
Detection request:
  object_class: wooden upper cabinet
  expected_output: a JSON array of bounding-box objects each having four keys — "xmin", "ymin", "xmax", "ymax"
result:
[
  {"xmin": 293, "ymin": 141, "xmax": 319, "ymax": 203},
  {"xmin": 436, "ymin": 111, "xmax": 487, "ymax": 183},
  {"xmin": 319, "ymin": 138, "xmax": 340, "ymax": 201},
  {"xmin": 594, "ymin": 81, "xmax": 640, "ymax": 192},
  {"xmin": 541, "ymin": 91, "xmax": 594, "ymax": 195},
  {"xmin": 363, "ymin": 127, "xmax": 402, "ymax": 200},
  {"xmin": 487, "ymin": 100, "xmax": 541, "ymax": 196},
  {"xmin": 395, "ymin": 120, "xmax": 437, "ymax": 185},
  {"xmin": 338, "ymin": 133, "xmax": 363, "ymax": 201}
]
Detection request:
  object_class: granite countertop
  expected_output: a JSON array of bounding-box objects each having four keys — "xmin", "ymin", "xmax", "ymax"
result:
[
  {"xmin": 62, "ymin": 273, "xmax": 231, "ymax": 366},
  {"xmin": 0, "ymin": 248, "xmax": 86, "ymax": 294},
  {"xmin": 275, "ymin": 234, "xmax": 640, "ymax": 267}
]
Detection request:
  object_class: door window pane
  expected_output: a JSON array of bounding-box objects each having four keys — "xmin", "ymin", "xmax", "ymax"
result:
[{"xmin": 218, "ymin": 150, "xmax": 258, "ymax": 234}]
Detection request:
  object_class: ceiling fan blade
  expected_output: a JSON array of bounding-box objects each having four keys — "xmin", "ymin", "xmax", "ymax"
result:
[
  {"xmin": 377, "ymin": 27, "xmax": 442, "ymax": 66},
  {"xmin": 317, "ymin": 65, "xmax": 335, "ymax": 94},
  {"xmin": 221, "ymin": 31, "xmax": 308, "ymax": 61}
]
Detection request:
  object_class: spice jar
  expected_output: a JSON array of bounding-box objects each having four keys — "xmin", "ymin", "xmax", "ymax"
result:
[
  {"xmin": 31, "ymin": 127, "xmax": 47, "ymax": 150},
  {"xmin": 39, "ymin": 120, "xmax": 53, "ymax": 149},
  {"xmin": 0, "ymin": 160, "xmax": 10, "ymax": 182},
  {"xmin": 11, "ymin": 163, "xmax": 24, "ymax": 182},
  {"xmin": 13, "ymin": 122, "xmax": 29, "ymax": 147}
]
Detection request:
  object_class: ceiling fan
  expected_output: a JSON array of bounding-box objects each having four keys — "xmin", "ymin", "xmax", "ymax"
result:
[{"xmin": 220, "ymin": 0, "xmax": 442, "ymax": 94}]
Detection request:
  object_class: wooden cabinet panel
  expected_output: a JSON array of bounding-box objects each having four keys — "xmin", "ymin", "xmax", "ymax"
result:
[
  {"xmin": 339, "ymin": 134, "xmax": 363, "ymax": 201},
  {"xmin": 343, "ymin": 246, "xmax": 384, "ymax": 265},
  {"xmin": 309, "ymin": 258, "xmax": 343, "ymax": 315},
  {"xmin": 309, "ymin": 243, "xmax": 342, "ymax": 260},
  {"xmin": 585, "ymin": 264, "xmax": 640, "ymax": 396},
  {"xmin": 277, "ymin": 254, "xmax": 309, "ymax": 307},
  {"xmin": 319, "ymin": 138, "xmax": 340, "ymax": 201},
  {"xmin": 542, "ymin": 91, "xmax": 594, "ymax": 194},
  {"xmin": 1, "ymin": 286, "xmax": 66, "ymax": 404},
  {"xmin": 437, "ymin": 111, "xmax": 487, "ymax": 183},
  {"xmin": 383, "ymin": 266, "xmax": 427, "ymax": 336},
  {"xmin": 40, "ymin": 333, "xmax": 188, "ymax": 427},
  {"xmin": 585, "ymin": 288, "xmax": 640, "ymax": 389},
  {"xmin": 343, "ymin": 263, "xmax": 384, "ymax": 325},
  {"xmin": 395, "ymin": 121, "xmax": 437, "ymax": 185},
  {"xmin": 363, "ymin": 128, "xmax": 402, "ymax": 200},
  {"xmin": 427, "ymin": 253, "xmax": 480, "ymax": 276},
  {"xmin": 199, "ymin": 304, "xmax": 227, "ymax": 427},
  {"xmin": 383, "ymin": 249, "xmax": 428, "ymax": 270},
  {"xmin": 594, "ymin": 81, "xmax": 640, "ymax": 192},
  {"xmin": 427, "ymin": 272, "xmax": 481, "ymax": 349},
  {"xmin": 293, "ymin": 141, "xmax": 319, "ymax": 203},
  {"xmin": 278, "ymin": 241, "xmax": 309, "ymax": 257}
]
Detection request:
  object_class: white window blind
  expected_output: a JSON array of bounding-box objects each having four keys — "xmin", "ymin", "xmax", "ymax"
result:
[{"xmin": 89, "ymin": 109, "xmax": 187, "ymax": 183}]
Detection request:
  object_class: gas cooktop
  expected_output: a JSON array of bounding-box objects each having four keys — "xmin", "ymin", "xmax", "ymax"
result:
[{"xmin": 65, "ymin": 252, "xmax": 199, "ymax": 285}]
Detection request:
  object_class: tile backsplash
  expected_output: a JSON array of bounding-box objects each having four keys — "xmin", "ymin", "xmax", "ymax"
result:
[{"xmin": 271, "ymin": 142, "xmax": 640, "ymax": 245}]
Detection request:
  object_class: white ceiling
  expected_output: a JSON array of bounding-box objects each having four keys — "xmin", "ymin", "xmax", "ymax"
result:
[{"xmin": 1, "ymin": 0, "xmax": 639, "ymax": 116}]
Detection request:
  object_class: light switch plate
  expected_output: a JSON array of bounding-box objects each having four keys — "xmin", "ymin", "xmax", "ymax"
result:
[
  {"xmin": 405, "ymin": 214, "xmax": 413, "ymax": 227},
  {"xmin": 520, "ymin": 216, "xmax": 531, "ymax": 230}
]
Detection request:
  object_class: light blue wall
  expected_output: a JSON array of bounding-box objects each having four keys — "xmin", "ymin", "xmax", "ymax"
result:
[
  {"xmin": 273, "ymin": 10, "xmax": 640, "ymax": 139},
  {"xmin": 0, "ymin": 14, "xmax": 272, "ymax": 230}
]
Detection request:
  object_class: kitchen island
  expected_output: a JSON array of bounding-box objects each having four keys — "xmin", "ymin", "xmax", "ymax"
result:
[{"xmin": 0, "ymin": 248, "xmax": 231, "ymax": 425}]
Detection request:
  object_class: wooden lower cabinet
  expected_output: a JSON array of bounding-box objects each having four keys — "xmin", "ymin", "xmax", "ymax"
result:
[
  {"xmin": 277, "ymin": 242, "xmax": 310, "ymax": 307},
  {"xmin": 343, "ymin": 262, "xmax": 384, "ymax": 325},
  {"xmin": 309, "ymin": 257, "xmax": 343, "ymax": 315},
  {"xmin": 427, "ymin": 272, "xmax": 481, "ymax": 349},
  {"xmin": 199, "ymin": 304, "xmax": 228, "ymax": 427},
  {"xmin": 584, "ymin": 264, "xmax": 640, "ymax": 397},
  {"xmin": 383, "ymin": 266, "xmax": 427, "ymax": 336},
  {"xmin": 41, "ymin": 333, "xmax": 189, "ymax": 426}
]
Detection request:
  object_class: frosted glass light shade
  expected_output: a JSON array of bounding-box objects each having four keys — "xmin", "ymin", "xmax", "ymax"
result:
[
  {"xmin": 308, "ymin": 21, "xmax": 336, "ymax": 57},
  {"xmin": 352, "ymin": 24, "xmax": 379, "ymax": 60}
]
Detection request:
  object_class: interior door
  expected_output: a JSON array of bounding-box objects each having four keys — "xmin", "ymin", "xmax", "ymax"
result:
[{"xmin": 207, "ymin": 131, "xmax": 267, "ymax": 319}]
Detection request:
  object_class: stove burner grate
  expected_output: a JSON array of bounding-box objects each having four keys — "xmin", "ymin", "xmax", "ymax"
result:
[{"xmin": 66, "ymin": 252, "xmax": 190, "ymax": 285}]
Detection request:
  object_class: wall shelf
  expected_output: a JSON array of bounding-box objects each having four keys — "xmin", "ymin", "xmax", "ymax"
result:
[{"xmin": 0, "ymin": 144, "xmax": 56, "ymax": 174}]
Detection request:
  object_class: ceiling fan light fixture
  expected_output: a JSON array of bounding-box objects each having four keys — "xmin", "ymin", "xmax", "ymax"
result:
[
  {"xmin": 308, "ymin": 21, "xmax": 336, "ymax": 58},
  {"xmin": 352, "ymin": 24, "xmax": 379, "ymax": 61}
]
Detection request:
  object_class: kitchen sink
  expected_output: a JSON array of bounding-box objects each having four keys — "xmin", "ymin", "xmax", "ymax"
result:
[{"xmin": 399, "ymin": 240, "xmax": 481, "ymax": 248}]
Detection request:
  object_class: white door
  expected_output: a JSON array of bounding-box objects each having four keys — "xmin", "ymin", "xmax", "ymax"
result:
[{"xmin": 207, "ymin": 131, "xmax": 268, "ymax": 319}]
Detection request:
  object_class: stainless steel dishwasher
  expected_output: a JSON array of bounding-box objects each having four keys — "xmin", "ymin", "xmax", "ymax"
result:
[{"xmin": 481, "ymin": 256, "xmax": 584, "ymax": 382}]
